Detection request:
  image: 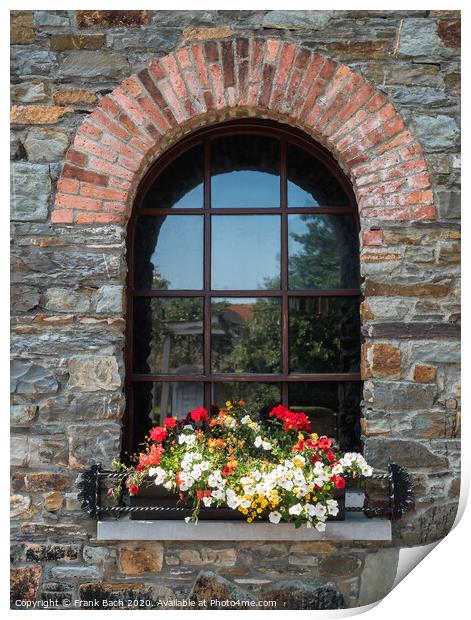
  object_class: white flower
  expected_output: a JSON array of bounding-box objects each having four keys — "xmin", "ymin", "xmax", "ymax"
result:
[
  {"xmin": 331, "ymin": 463, "xmax": 344, "ymax": 475},
  {"xmin": 178, "ymin": 433, "xmax": 196, "ymax": 448},
  {"xmin": 313, "ymin": 503, "xmax": 327, "ymax": 519},
  {"xmin": 315, "ymin": 521, "xmax": 326, "ymax": 532},
  {"xmin": 262, "ymin": 440, "xmax": 272, "ymax": 450},
  {"xmin": 288, "ymin": 503, "xmax": 303, "ymax": 516},
  {"xmin": 149, "ymin": 467, "xmax": 166, "ymax": 486},
  {"xmin": 361, "ymin": 465, "xmax": 373, "ymax": 477},
  {"xmin": 254, "ymin": 436, "xmax": 263, "ymax": 448},
  {"xmin": 226, "ymin": 489, "xmax": 239, "ymax": 509},
  {"xmin": 241, "ymin": 415, "xmax": 251, "ymax": 424},
  {"xmin": 304, "ymin": 503, "xmax": 316, "ymax": 517},
  {"xmin": 326, "ymin": 499, "xmax": 339, "ymax": 517},
  {"xmin": 202, "ymin": 496, "xmax": 213, "ymax": 507},
  {"xmin": 184, "ymin": 516, "xmax": 191, "ymax": 523},
  {"xmin": 163, "ymin": 480, "xmax": 173, "ymax": 491},
  {"xmin": 208, "ymin": 471, "xmax": 225, "ymax": 488},
  {"xmin": 239, "ymin": 498, "xmax": 251, "ymax": 509},
  {"xmin": 183, "ymin": 424, "xmax": 194, "ymax": 431},
  {"xmin": 211, "ymin": 488, "xmax": 226, "ymax": 501},
  {"xmin": 269, "ymin": 511, "xmax": 282, "ymax": 524}
]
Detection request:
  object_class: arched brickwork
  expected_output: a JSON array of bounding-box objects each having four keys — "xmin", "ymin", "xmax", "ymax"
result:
[{"xmin": 52, "ymin": 37, "xmax": 435, "ymax": 229}]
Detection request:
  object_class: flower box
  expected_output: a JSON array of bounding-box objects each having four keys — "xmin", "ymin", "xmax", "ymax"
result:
[{"xmin": 128, "ymin": 481, "xmax": 346, "ymax": 522}]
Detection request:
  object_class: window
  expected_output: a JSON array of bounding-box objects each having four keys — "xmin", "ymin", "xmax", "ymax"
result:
[{"xmin": 125, "ymin": 121, "xmax": 361, "ymax": 455}]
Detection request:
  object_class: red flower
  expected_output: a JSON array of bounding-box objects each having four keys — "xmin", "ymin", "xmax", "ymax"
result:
[
  {"xmin": 318, "ymin": 437, "xmax": 332, "ymax": 451},
  {"xmin": 197, "ymin": 490, "xmax": 204, "ymax": 500},
  {"xmin": 129, "ymin": 484, "xmax": 139, "ymax": 496},
  {"xmin": 222, "ymin": 466, "xmax": 232, "ymax": 477},
  {"xmin": 164, "ymin": 417, "xmax": 177, "ymax": 429},
  {"xmin": 149, "ymin": 426, "xmax": 168, "ymax": 443},
  {"xmin": 269, "ymin": 405, "xmax": 312, "ymax": 433},
  {"xmin": 135, "ymin": 465, "xmax": 145, "ymax": 472},
  {"xmin": 190, "ymin": 407, "xmax": 209, "ymax": 423},
  {"xmin": 327, "ymin": 451, "xmax": 336, "ymax": 463},
  {"xmin": 332, "ymin": 475, "xmax": 346, "ymax": 489},
  {"xmin": 138, "ymin": 444, "xmax": 164, "ymax": 468},
  {"xmin": 291, "ymin": 439, "xmax": 305, "ymax": 453},
  {"xmin": 204, "ymin": 489, "xmax": 212, "ymax": 497}
]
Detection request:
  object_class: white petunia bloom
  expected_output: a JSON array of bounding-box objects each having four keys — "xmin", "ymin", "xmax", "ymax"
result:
[
  {"xmin": 239, "ymin": 498, "xmax": 252, "ymax": 509},
  {"xmin": 315, "ymin": 521, "xmax": 326, "ymax": 532},
  {"xmin": 262, "ymin": 440, "xmax": 272, "ymax": 450},
  {"xmin": 149, "ymin": 467, "xmax": 167, "ymax": 486},
  {"xmin": 184, "ymin": 516, "xmax": 191, "ymax": 523},
  {"xmin": 269, "ymin": 511, "xmax": 282, "ymax": 524},
  {"xmin": 202, "ymin": 496, "xmax": 213, "ymax": 507},
  {"xmin": 326, "ymin": 499, "xmax": 339, "ymax": 517},
  {"xmin": 314, "ymin": 503, "xmax": 327, "ymax": 519},
  {"xmin": 241, "ymin": 415, "xmax": 251, "ymax": 424},
  {"xmin": 163, "ymin": 480, "xmax": 173, "ymax": 491},
  {"xmin": 361, "ymin": 465, "xmax": 373, "ymax": 477},
  {"xmin": 254, "ymin": 436, "xmax": 263, "ymax": 448},
  {"xmin": 211, "ymin": 488, "xmax": 226, "ymax": 501},
  {"xmin": 288, "ymin": 503, "xmax": 303, "ymax": 516}
]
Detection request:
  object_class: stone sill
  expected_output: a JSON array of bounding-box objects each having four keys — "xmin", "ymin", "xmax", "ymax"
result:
[{"xmin": 97, "ymin": 513, "xmax": 391, "ymax": 542}]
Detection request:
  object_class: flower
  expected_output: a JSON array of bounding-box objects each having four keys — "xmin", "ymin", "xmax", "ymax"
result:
[
  {"xmin": 164, "ymin": 417, "xmax": 177, "ymax": 429},
  {"xmin": 332, "ymin": 475, "xmax": 346, "ymax": 489},
  {"xmin": 149, "ymin": 426, "xmax": 168, "ymax": 443},
  {"xmin": 288, "ymin": 503, "xmax": 303, "ymax": 516},
  {"xmin": 190, "ymin": 407, "xmax": 209, "ymax": 423},
  {"xmin": 128, "ymin": 484, "xmax": 139, "ymax": 496},
  {"xmin": 269, "ymin": 511, "xmax": 282, "ymax": 524}
]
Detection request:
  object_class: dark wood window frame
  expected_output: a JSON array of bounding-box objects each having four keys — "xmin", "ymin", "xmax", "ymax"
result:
[{"xmin": 124, "ymin": 119, "xmax": 361, "ymax": 455}]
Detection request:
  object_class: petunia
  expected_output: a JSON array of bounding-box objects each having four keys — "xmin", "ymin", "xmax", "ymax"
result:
[{"xmin": 269, "ymin": 511, "xmax": 282, "ymax": 524}]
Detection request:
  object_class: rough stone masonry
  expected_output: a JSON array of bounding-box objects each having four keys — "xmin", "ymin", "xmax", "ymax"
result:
[{"xmin": 11, "ymin": 10, "xmax": 460, "ymax": 609}]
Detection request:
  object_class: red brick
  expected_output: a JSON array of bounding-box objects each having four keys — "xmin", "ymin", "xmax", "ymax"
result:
[
  {"xmin": 62, "ymin": 163, "xmax": 108, "ymax": 186},
  {"xmin": 221, "ymin": 40, "xmax": 235, "ymax": 88},
  {"xmin": 266, "ymin": 39, "xmax": 281, "ymax": 63},
  {"xmin": 258, "ymin": 63, "xmax": 276, "ymax": 108},
  {"xmin": 325, "ymin": 83, "xmax": 375, "ymax": 138},
  {"xmin": 236, "ymin": 37, "xmax": 249, "ymax": 59},
  {"xmin": 237, "ymin": 59, "xmax": 249, "ymax": 106},
  {"xmin": 118, "ymin": 155, "xmax": 140, "ymax": 172},
  {"xmin": 112, "ymin": 88, "xmax": 148, "ymax": 128},
  {"xmin": 122, "ymin": 76, "xmax": 143, "ymax": 98},
  {"xmin": 55, "ymin": 193, "xmax": 102, "ymax": 212},
  {"xmin": 249, "ymin": 38, "xmax": 265, "ymax": 83},
  {"xmin": 161, "ymin": 54, "xmax": 189, "ymax": 100},
  {"xmin": 51, "ymin": 209, "xmax": 74, "ymax": 224},
  {"xmin": 209, "ymin": 63, "xmax": 226, "ymax": 109},
  {"xmin": 75, "ymin": 135, "xmax": 117, "ymax": 162},
  {"xmin": 136, "ymin": 94, "xmax": 169, "ymax": 133},
  {"xmin": 363, "ymin": 229, "xmax": 384, "ymax": 246},
  {"xmin": 57, "ymin": 178, "xmax": 79, "ymax": 194},
  {"xmin": 89, "ymin": 157, "xmax": 134, "ymax": 181},
  {"xmin": 148, "ymin": 59, "xmax": 166, "ymax": 82},
  {"xmin": 66, "ymin": 149, "xmax": 88, "ymax": 166},
  {"xmin": 92, "ymin": 108, "xmax": 130, "ymax": 143},
  {"xmin": 76, "ymin": 212, "xmax": 121, "ymax": 224},
  {"xmin": 191, "ymin": 44, "xmax": 210, "ymax": 90},
  {"xmin": 159, "ymin": 81, "xmax": 186, "ymax": 122},
  {"xmin": 412, "ymin": 204, "xmax": 437, "ymax": 220},
  {"xmin": 270, "ymin": 42, "xmax": 296, "ymax": 107},
  {"xmin": 176, "ymin": 47, "xmax": 192, "ymax": 69},
  {"xmin": 103, "ymin": 202, "xmax": 127, "ymax": 214},
  {"xmin": 360, "ymin": 206, "xmax": 410, "ymax": 221},
  {"xmin": 80, "ymin": 183, "xmax": 127, "ymax": 201},
  {"xmin": 80, "ymin": 122, "xmax": 102, "ymax": 139},
  {"xmin": 204, "ymin": 40, "xmax": 219, "ymax": 62}
]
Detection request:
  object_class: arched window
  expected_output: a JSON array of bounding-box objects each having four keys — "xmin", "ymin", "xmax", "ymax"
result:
[{"xmin": 124, "ymin": 120, "xmax": 361, "ymax": 455}]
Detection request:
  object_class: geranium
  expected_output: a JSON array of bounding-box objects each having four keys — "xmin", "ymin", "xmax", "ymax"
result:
[{"xmin": 110, "ymin": 400, "xmax": 373, "ymax": 529}]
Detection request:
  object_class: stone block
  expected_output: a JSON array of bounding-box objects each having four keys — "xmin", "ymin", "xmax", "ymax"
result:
[
  {"xmin": 13, "ymin": 472, "xmax": 69, "ymax": 492},
  {"xmin": 190, "ymin": 570, "xmax": 256, "ymax": 607},
  {"xmin": 10, "ymin": 360, "xmax": 58, "ymax": 395},
  {"xmin": 370, "ymin": 344, "xmax": 401, "ymax": 379},
  {"xmin": 23, "ymin": 128, "xmax": 69, "ymax": 163},
  {"xmin": 119, "ymin": 544, "xmax": 164, "ymax": 574},
  {"xmin": 409, "ymin": 341, "xmax": 460, "ymax": 364},
  {"xmin": 53, "ymin": 89, "xmax": 97, "ymax": 105},
  {"xmin": 45, "ymin": 287, "xmax": 91, "ymax": 313},
  {"xmin": 364, "ymin": 438, "xmax": 448, "ymax": 469},
  {"xmin": 34, "ymin": 11, "xmax": 70, "ymax": 28},
  {"xmin": 76, "ymin": 10, "xmax": 150, "ymax": 28},
  {"xmin": 182, "ymin": 27, "xmax": 234, "ymax": 43},
  {"xmin": 436, "ymin": 191, "xmax": 460, "ymax": 220},
  {"xmin": 414, "ymin": 365, "xmax": 437, "ymax": 383},
  {"xmin": 108, "ymin": 29, "xmax": 179, "ymax": 51},
  {"xmin": 261, "ymin": 578, "xmax": 345, "ymax": 610},
  {"xmin": 11, "ymin": 11, "xmax": 35, "ymax": 44},
  {"xmin": 412, "ymin": 115, "xmax": 460, "ymax": 151},
  {"xmin": 437, "ymin": 18, "xmax": 460, "ymax": 48},
  {"xmin": 68, "ymin": 355, "xmax": 121, "ymax": 392},
  {"xmin": 11, "ymin": 105, "xmax": 72, "ymax": 125},
  {"xmin": 357, "ymin": 548, "xmax": 399, "ymax": 606},
  {"xmin": 59, "ymin": 52, "xmax": 130, "ymax": 80},
  {"xmin": 365, "ymin": 380, "xmax": 436, "ymax": 409},
  {"xmin": 262, "ymin": 10, "xmax": 335, "ymax": 29},
  {"xmin": 50, "ymin": 34, "xmax": 105, "ymax": 50},
  {"xmin": 398, "ymin": 18, "xmax": 440, "ymax": 57},
  {"xmin": 11, "ymin": 82, "xmax": 49, "ymax": 103},
  {"xmin": 10, "ymin": 494, "xmax": 33, "ymax": 519},
  {"xmin": 11, "ymin": 163, "xmax": 51, "ymax": 222},
  {"xmin": 25, "ymin": 543, "xmax": 80, "ymax": 562},
  {"xmin": 11, "ymin": 285, "xmax": 40, "ymax": 313},
  {"xmin": 44, "ymin": 491, "xmax": 64, "ymax": 512},
  {"xmin": 319, "ymin": 554, "xmax": 362, "ymax": 577},
  {"xmin": 11, "ymin": 51, "xmax": 57, "ymax": 77},
  {"xmin": 11, "ymin": 404, "xmax": 38, "ymax": 426},
  {"xmin": 10, "ymin": 566, "xmax": 41, "ymax": 606},
  {"xmin": 51, "ymin": 565, "xmax": 101, "ymax": 580},
  {"xmin": 67, "ymin": 422, "xmax": 121, "ymax": 469},
  {"xmin": 95, "ymin": 285, "xmax": 124, "ymax": 313}
]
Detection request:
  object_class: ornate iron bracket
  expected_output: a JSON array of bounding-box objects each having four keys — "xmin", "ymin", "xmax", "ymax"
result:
[
  {"xmin": 389, "ymin": 462, "xmax": 414, "ymax": 519},
  {"xmin": 77, "ymin": 463, "xmax": 101, "ymax": 519}
]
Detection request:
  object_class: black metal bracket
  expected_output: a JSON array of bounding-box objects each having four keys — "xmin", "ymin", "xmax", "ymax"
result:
[{"xmin": 78, "ymin": 462, "xmax": 414, "ymax": 521}]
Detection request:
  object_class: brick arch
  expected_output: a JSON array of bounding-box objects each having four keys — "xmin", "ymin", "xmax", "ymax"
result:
[{"xmin": 52, "ymin": 37, "xmax": 435, "ymax": 226}]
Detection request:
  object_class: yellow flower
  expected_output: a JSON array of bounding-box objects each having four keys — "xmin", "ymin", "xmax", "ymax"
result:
[{"xmin": 247, "ymin": 517, "xmax": 253, "ymax": 523}]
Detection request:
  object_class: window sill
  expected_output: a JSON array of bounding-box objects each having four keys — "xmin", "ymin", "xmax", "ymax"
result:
[{"xmin": 97, "ymin": 512, "xmax": 391, "ymax": 541}]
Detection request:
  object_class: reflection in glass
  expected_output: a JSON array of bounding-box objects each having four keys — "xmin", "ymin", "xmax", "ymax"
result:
[
  {"xmin": 134, "ymin": 215, "xmax": 203, "ymax": 290},
  {"xmin": 134, "ymin": 382, "xmax": 204, "ymax": 427},
  {"xmin": 212, "ymin": 216, "xmax": 280, "ymax": 290},
  {"xmin": 142, "ymin": 144, "xmax": 204, "ymax": 209},
  {"xmin": 288, "ymin": 214, "xmax": 359, "ymax": 289},
  {"xmin": 211, "ymin": 298, "xmax": 281, "ymax": 373},
  {"xmin": 211, "ymin": 134, "xmax": 280, "ymax": 208},
  {"xmin": 287, "ymin": 143, "xmax": 349, "ymax": 207},
  {"xmin": 289, "ymin": 297, "xmax": 360, "ymax": 373},
  {"xmin": 212, "ymin": 383, "xmax": 281, "ymax": 412},
  {"xmin": 289, "ymin": 382, "xmax": 361, "ymax": 450},
  {"xmin": 133, "ymin": 298, "xmax": 204, "ymax": 374}
]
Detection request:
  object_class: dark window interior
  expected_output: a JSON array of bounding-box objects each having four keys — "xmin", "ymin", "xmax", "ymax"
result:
[{"xmin": 125, "ymin": 121, "xmax": 362, "ymax": 456}]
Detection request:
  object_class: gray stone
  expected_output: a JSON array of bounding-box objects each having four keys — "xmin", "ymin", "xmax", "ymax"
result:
[
  {"xmin": 396, "ymin": 501, "xmax": 458, "ymax": 545},
  {"xmin": 436, "ymin": 191, "xmax": 460, "ymax": 221},
  {"xmin": 357, "ymin": 548, "xmax": 399, "ymax": 606},
  {"xmin": 23, "ymin": 128, "xmax": 69, "ymax": 163},
  {"xmin": 262, "ymin": 579, "xmax": 346, "ymax": 610},
  {"xmin": 364, "ymin": 438, "xmax": 448, "ymax": 469},
  {"xmin": 398, "ymin": 18, "xmax": 440, "ymax": 57},
  {"xmin": 83, "ymin": 545, "xmax": 115, "ymax": 564},
  {"xmin": 59, "ymin": 52, "xmax": 130, "ymax": 79},
  {"xmin": 11, "ymin": 163, "xmax": 50, "ymax": 222},
  {"xmin": 263, "ymin": 10, "xmax": 335, "ymax": 30},
  {"xmin": 95, "ymin": 285, "xmax": 123, "ymax": 313},
  {"xmin": 11, "ymin": 50, "xmax": 57, "ymax": 77},
  {"xmin": 10, "ymin": 360, "xmax": 58, "ymax": 395},
  {"xmin": 10, "ymin": 495, "xmax": 33, "ymax": 519},
  {"xmin": 386, "ymin": 87, "xmax": 451, "ymax": 107},
  {"xmin": 11, "ymin": 404, "xmax": 38, "ymax": 426},
  {"xmin": 366, "ymin": 381, "xmax": 436, "ymax": 409},
  {"xmin": 151, "ymin": 10, "xmax": 218, "ymax": 26},
  {"xmin": 10, "ymin": 133, "xmax": 21, "ymax": 160},
  {"xmin": 67, "ymin": 423, "xmax": 121, "ymax": 468},
  {"xmin": 11, "ymin": 81, "xmax": 49, "ymax": 103},
  {"xmin": 11, "ymin": 285, "xmax": 40, "ymax": 312},
  {"xmin": 108, "ymin": 28, "xmax": 179, "ymax": 51},
  {"xmin": 68, "ymin": 355, "xmax": 121, "ymax": 392},
  {"xmin": 38, "ymin": 392, "xmax": 123, "ymax": 423},
  {"xmin": 10, "ymin": 435, "xmax": 30, "ymax": 466},
  {"xmin": 409, "ymin": 342, "xmax": 460, "ymax": 364},
  {"xmin": 51, "ymin": 566, "xmax": 101, "ymax": 580},
  {"xmin": 34, "ymin": 11, "xmax": 70, "ymax": 28},
  {"xmin": 190, "ymin": 570, "xmax": 256, "ymax": 607},
  {"xmin": 45, "ymin": 287, "xmax": 91, "ymax": 313},
  {"xmin": 412, "ymin": 115, "xmax": 460, "ymax": 151}
]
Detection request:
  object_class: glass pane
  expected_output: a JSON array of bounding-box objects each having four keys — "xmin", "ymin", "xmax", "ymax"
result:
[
  {"xmin": 212, "ymin": 215, "xmax": 280, "ymax": 290},
  {"xmin": 212, "ymin": 383, "xmax": 281, "ymax": 412},
  {"xmin": 211, "ymin": 298, "xmax": 281, "ymax": 373},
  {"xmin": 288, "ymin": 214, "xmax": 359, "ymax": 289},
  {"xmin": 134, "ymin": 382, "xmax": 205, "ymax": 427},
  {"xmin": 289, "ymin": 382, "xmax": 361, "ymax": 450},
  {"xmin": 287, "ymin": 143, "xmax": 349, "ymax": 207},
  {"xmin": 289, "ymin": 297, "xmax": 360, "ymax": 373},
  {"xmin": 133, "ymin": 298, "xmax": 204, "ymax": 374},
  {"xmin": 142, "ymin": 144, "xmax": 203, "ymax": 209},
  {"xmin": 211, "ymin": 134, "xmax": 280, "ymax": 208},
  {"xmin": 134, "ymin": 215, "xmax": 203, "ymax": 290}
]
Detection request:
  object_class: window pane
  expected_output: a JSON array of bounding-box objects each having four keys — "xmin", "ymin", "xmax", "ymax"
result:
[
  {"xmin": 212, "ymin": 215, "xmax": 280, "ymax": 290},
  {"xmin": 142, "ymin": 144, "xmax": 203, "ymax": 209},
  {"xmin": 289, "ymin": 297, "xmax": 360, "ymax": 373},
  {"xmin": 287, "ymin": 143, "xmax": 349, "ymax": 207},
  {"xmin": 211, "ymin": 298, "xmax": 281, "ymax": 373},
  {"xmin": 212, "ymin": 383, "xmax": 281, "ymax": 411},
  {"xmin": 133, "ymin": 298, "xmax": 204, "ymax": 374},
  {"xmin": 134, "ymin": 215, "xmax": 203, "ymax": 290},
  {"xmin": 134, "ymin": 382, "xmax": 204, "ymax": 427},
  {"xmin": 289, "ymin": 382, "xmax": 361, "ymax": 450},
  {"xmin": 211, "ymin": 134, "xmax": 280, "ymax": 208},
  {"xmin": 288, "ymin": 214, "xmax": 359, "ymax": 289}
]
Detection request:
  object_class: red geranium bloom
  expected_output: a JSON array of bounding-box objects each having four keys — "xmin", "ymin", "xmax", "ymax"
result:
[
  {"xmin": 327, "ymin": 451, "xmax": 336, "ymax": 463},
  {"xmin": 318, "ymin": 437, "xmax": 332, "ymax": 451},
  {"xmin": 196, "ymin": 490, "xmax": 204, "ymax": 500},
  {"xmin": 150, "ymin": 426, "xmax": 168, "ymax": 443},
  {"xmin": 332, "ymin": 475, "xmax": 346, "ymax": 489},
  {"xmin": 164, "ymin": 417, "xmax": 177, "ymax": 429},
  {"xmin": 291, "ymin": 439, "xmax": 305, "ymax": 453},
  {"xmin": 129, "ymin": 484, "xmax": 139, "ymax": 496},
  {"xmin": 269, "ymin": 405, "xmax": 312, "ymax": 433},
  {"xmin": 135, "ymin": 465, "xmax": 145, "ymax": 472},
  {"xmin": 221, "ymin": 466, "xmax": 232, "ymax": 477},
  {"xmin": 190, "ymin": 407, "xmax": 209, "ymax": 423}
]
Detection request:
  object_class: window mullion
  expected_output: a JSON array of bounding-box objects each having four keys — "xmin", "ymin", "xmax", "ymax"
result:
[{"xmin": 203, "ymin": 138, "xmax": 211, "ymax": 409}]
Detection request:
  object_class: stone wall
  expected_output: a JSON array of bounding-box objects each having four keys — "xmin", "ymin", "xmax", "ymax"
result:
[{"xmin": 11, "ymin": 10, "xmax": 460, "ymax": 609}]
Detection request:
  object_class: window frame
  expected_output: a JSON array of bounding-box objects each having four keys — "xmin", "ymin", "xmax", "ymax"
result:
[{"xmin": 124, "ymin": 119, "xmax": 361, "ymax": 455}]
